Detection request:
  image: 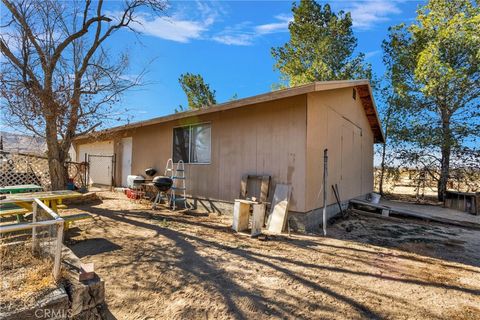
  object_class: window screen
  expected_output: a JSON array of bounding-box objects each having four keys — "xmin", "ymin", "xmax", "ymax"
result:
[
  {"xmin": 173, "ymin": 126, "xmax": 190, "ymax": 163},
  {"xmin": 172, "ymin": 123, "xmax": 211, "ymax": 163},
  {"xmin": 191, "ymin": 124, "xmax": 211, "ymax": 163}
]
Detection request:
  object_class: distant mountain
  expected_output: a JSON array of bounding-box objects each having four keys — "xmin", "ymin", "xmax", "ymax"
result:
[{"xmin": 0, "ymin": 131, "xmax": 47, "ymax": 155}]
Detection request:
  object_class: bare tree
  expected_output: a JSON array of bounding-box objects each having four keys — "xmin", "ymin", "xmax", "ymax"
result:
[{"xmin": 0, "ymin": 0, "xmax": 165, "ymax": 189}]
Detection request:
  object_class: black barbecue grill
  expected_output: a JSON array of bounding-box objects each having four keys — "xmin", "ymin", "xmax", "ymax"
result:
[
  {"xmin": 145, "ymin": 168, "xmax": 157, "ymax": 177},
  {"xmin": 145, "ymin": 166, "xmax": 173, "ymax": 209},
  {"xmin": 152, "ymin": 176, "xmax": 173, "ymax": 192}
]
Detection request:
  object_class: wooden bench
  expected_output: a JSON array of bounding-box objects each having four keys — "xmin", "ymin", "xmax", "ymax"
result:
[
  {"xmin": 0, "ymin": 207, "xmax": 30, "ymax": 223},
  {"xmin": 0, "ymin": 207, "xmax": 29, "ymax": 217},
  {"xmin": 61, "ymin": 213, "xmax": 92, "ymax": 230}
]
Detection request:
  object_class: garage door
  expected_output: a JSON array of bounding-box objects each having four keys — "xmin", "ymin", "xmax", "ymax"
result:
[{"xmin": 78, "ymin": 141, "xmax": 114, "ymax": 186}]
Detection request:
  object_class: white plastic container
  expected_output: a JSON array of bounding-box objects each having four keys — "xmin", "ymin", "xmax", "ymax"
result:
[
  {"xmin": 369, "ymin": 192, "xmax": 381, "ymax": 204},
  {"xmin": 127, "ymin": 175, "xmax": 144, "ymax": 189}
]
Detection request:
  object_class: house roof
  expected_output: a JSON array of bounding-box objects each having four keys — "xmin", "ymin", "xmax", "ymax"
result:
[{"xmin": 76, "ymin": 79, "xmax": 385, "ymax": 143}]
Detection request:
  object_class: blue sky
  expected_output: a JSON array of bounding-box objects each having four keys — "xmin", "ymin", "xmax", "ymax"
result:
[{"xmin": 105, "ymin": 0, "xmax": 425, "ymax": 124}]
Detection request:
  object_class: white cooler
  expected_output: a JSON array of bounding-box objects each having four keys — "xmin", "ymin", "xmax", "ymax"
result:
[{"xmin": 127, "ymin": 175, "xmax": 144, "ymax": 189}]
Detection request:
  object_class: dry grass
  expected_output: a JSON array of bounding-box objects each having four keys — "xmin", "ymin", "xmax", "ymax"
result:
[{"xmin": 0, "ymin": 240, "xmax": 57, "ymax": 311}]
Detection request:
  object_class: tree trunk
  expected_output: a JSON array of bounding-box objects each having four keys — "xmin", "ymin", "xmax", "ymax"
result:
[
  {"xmin": 437, "ymin": 118, "xmax": 451, "ymax": 202},
  {"xmin": 378, "ymin": 108, "xmax": 391, "ymax": 195},
  {"xmin": 438, "ymin": 144, "xmax": 450, "ymax": 202},
  {"xmin": 379, "ymin": 141, "xmax": 387, "ymax": 195},
  {"xmin": 45, "ymin": 117, "xmax": 68, "ymax": 190}
]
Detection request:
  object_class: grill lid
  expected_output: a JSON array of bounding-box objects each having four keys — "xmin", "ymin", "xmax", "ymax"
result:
[
  {"xmin": 152, "ymin": 176, "xmax": 173, "ymax": 192},
  {"xmin": 145, "ymin": 168, "xmax": 157, "ymax": 177}
]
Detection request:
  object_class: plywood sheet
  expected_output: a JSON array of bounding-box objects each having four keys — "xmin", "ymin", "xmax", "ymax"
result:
[{"xmin": 267, "ymin": 184, "xmax": 292, "ymax": 233}]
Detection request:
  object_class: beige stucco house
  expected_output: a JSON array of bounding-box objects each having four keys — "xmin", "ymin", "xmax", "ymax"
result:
[{"xmin": 73, "ymin": 79, "xmax": 384, "ymax": 231}]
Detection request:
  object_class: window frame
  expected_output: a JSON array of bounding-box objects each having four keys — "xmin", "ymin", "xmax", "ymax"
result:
[{"xmin": 172, "ymin": 122, "xmax": 212, "ymax": 165}]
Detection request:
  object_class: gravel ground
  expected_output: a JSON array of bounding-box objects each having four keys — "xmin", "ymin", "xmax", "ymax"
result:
[{"xmin": 64, "ymin": 192, "xmax": 480, "ymax": 320}]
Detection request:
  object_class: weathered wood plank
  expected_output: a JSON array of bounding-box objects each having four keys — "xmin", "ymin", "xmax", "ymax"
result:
[
  {"xmin": 251, "ymin": 203, "xmax": 266, "ymax": 237},
  {"xmin": 267, "ymin": 184, "xmax": 291, "ymax": 234}
]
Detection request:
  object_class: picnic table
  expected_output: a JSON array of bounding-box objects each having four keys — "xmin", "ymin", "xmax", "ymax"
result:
[
  {"xmin": 0, "ymin": 190, "xmax": 81, "ymax": 211},
  {"xmin": 0, "ymin": 190, "xmax": 90, "ymax": 226},
  {"xmin": 0, "ymin": 184, "xmax": 43, "ymax": 194}
]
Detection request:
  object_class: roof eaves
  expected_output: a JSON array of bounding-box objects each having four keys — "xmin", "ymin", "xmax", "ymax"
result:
[{"xmin": 75, "ymin": 79, "xmax": 382, "ymax": 141}]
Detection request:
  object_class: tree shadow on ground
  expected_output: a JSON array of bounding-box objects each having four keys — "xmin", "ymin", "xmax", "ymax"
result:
[
  {"xmin": 68, "ymin": 237, "xmax": 122, "ymax": 258},
  {"xmin": 75, "ymin": 204, "xmax": 478, "ymax": 320}
]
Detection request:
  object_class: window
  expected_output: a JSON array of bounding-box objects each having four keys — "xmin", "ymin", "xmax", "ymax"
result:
[{"xmin": 173, "ymin": 123, "xmax": 211, "ymax": 163}]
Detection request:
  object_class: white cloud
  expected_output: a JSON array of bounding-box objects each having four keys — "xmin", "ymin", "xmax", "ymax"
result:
[
  {"xmin": 194, "ymin": 0, "xmax": 225, "ymax": 24},
  {"xmin": 255, "ymin": 14, "xmax": 292, "ymax": 35},
  {"xmin": 344, "ymin": 1, "xmax": 402, "ymax": 30},
  {"xmin": 211, "ymin": 21, "xmax": 254, "ymax": 46},
  {"xmin": 365, "ymin": 50, "xmax": 381, "ymax": 59},
  {"xmin": 213, "ymin": 0, "xmax": 401, "ymax": 47},
  {"xmin": 123, "ymin": 1, "xmax": 223, "ymax": 43},
  {"xmin": 213, "ymin": 14, "xmax": 292, "ymax": 46},
  {"xmin": 132, "ymin": 13, "xmax": 212, "ymax": 43},
  {"xmin": 212, "ymin": 34, "xmax": 254, "ymax": 46}
]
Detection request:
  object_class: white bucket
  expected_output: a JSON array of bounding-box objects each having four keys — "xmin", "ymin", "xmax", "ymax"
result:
[{"xmin": 370, "ymin": 192, "xmax": 381, "ymax": 204}]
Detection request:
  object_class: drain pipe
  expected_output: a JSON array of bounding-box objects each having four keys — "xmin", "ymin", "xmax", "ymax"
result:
[{"xmin": 323, "ymin": 149, "xmax": 328, "ymax": 236}]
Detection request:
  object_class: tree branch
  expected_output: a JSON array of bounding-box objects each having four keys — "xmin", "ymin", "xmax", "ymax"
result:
[{"xmin": 2, "ymin": 0, "xmax": 48, "ymax": 73}]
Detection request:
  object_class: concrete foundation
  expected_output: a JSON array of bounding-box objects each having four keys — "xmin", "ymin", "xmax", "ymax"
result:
[
  {"xmin": 0, "ymin": 246, "xmax": 105, "ymax": 320},
  {"xmin": 188, "ymin": 194, "xmax": 365, "ymax": 233},
  {"xmin": 189, "ymin": 197, "xmax": 233, "ymax": 215},
  {"xmin": 289, "ymin": 202, "xmax": 346, "ymax": 233}
]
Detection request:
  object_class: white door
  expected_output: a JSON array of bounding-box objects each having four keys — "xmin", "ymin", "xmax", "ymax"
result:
[{"xmin": 121, "ymin": 137, "xmax": 133, "ymax": 187}]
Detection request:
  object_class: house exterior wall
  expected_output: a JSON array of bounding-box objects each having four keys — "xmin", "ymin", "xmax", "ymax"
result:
[
  {"xmin": 77, "ymin": 95, "xmax": 308, "ymax": 212},
  {"xmin": 305, "ymin": 88, "xmax": 374, "ymax": 212},
  {"xmin": 73, "ymin": 86, "xmax": 377, "ymax": 220}
]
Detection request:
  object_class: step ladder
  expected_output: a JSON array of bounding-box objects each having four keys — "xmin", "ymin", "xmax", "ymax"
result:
[
  {"xmin": 170, "ymin": 160, "xmax": 189, "ymax": 210},
  {"xmin": 152, "ymin": 159, "xmax": 174, "ymax": 209},
  {"xmin": 164, "ymin": 158, "xmax": 174, "ymax": 178}
]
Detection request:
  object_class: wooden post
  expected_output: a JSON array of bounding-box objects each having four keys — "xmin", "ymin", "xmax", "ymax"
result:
[
  {"xmin": 53, "ymin": 221, "xmax": 64, "ymax": 281},
  {"xmin": 32, "ymin": 201, "xmax": 38, "ymax": 254},
  {"xmin": 260, "ymin": 176, "xmax": 271, "ymax": 202},
  {"xmin": 240, "ymin": 175, "xmax": 248, "ymax": 199}
]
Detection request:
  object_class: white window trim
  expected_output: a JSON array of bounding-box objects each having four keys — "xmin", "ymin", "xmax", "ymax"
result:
[{"xmin": 172, "ymin": 122, "xmax": 212, "ymax": 165}]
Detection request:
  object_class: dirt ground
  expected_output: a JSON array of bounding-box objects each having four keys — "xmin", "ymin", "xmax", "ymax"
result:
[
  {"xmin": 64, "ymin": 192, "xmax": 480, "ymax": 320},
  {"xmin": 0, "ymin": 243, "xmax": 56, "ymax": 313}
]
